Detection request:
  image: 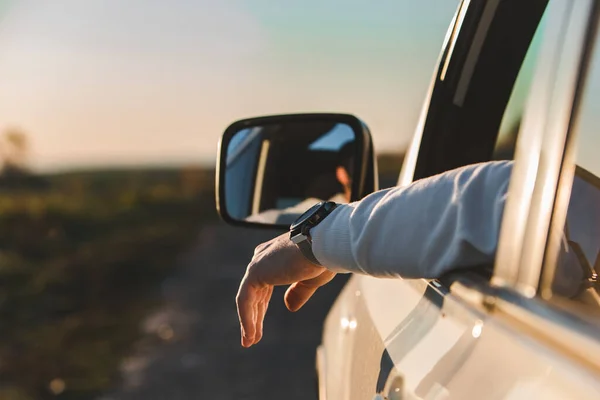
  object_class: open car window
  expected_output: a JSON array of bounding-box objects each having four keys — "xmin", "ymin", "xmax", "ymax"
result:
[{"xmin": 493, "ymin": 8, "xmax": 548, "ymax": 160}]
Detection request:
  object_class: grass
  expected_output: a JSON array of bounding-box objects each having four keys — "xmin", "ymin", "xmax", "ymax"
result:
[
  {"xmin": 0, "ymin": 154, "xmax": 412, "ymax": 399},
  {"xmin": 0, "ymin": 167, "xmax": 217, "ymax": 400}
]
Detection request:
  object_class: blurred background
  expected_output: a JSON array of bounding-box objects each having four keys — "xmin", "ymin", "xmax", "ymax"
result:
[{"xmin": 0, "ymin": 1, "xmax": 458, "ymax": 398}]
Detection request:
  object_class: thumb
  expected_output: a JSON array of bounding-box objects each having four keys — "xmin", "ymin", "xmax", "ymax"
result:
[{"xmin": 284, "ymin": 270, "xmax": 336, "ymax": 312}]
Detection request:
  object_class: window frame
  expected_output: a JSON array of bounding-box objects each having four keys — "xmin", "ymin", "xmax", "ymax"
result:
[
  {"xmin": 493, "ymin": 0, "xmax": 596, "ymax": 295},
  {"xmin": 488, "ymin": 0, "xmax": 600, "ymax": 368},
  {"xmin": 399, "ymin": 0, "xmax": 552, "ymax": 187},
  {"xmin": 400, "ymin": 0, "xmax": 588, "ymax": 293},
  {"xmin": 540, "ymin": 3, "xmax": 600, "ymax": 303}
]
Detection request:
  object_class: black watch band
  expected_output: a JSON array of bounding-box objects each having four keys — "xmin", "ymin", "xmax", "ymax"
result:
[
  {"xmin": 289, "ymin": 201, "xmax": 338, "ymax": 266},
  {"xmin": 296, "ymin": 238, "xmax": 322, "ymax": 266}
]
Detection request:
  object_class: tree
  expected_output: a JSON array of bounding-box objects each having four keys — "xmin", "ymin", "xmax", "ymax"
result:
[{"xmin": 0, "ymin": 127, "xmax": 30, "ymax": 172}]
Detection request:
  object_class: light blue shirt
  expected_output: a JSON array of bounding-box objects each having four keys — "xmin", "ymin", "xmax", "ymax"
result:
[
  {"xmin": 312, "ymin": 161, "xmax": 512, "ymax": 278},
  {"xmin": 312, "ymin": 160, "xmax": 599, "ymax": 301}
]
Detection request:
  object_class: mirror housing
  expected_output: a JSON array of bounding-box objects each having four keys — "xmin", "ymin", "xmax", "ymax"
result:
[{"xmin": 216, "ymin": 113, "xmax": 377, "ymax": 229}]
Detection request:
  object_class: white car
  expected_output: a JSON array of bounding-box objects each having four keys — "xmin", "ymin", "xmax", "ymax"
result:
[{"xmin": 216, "ymin": 0, "xmax": 600, "ymax": 398}]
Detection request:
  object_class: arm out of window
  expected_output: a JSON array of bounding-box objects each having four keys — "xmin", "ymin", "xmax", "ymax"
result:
[{"xmin": 312, "ymin": 161, "xmax": 513, "ymax": 279}]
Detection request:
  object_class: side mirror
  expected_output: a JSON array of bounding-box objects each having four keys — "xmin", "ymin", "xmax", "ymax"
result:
[{"xmin": 216, "ymin": 113, "xmax": 377, "ymax": 229}]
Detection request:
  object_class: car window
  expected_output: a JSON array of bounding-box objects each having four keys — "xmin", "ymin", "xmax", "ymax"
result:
[
  {"xmin": 545, "ymin": 25, "xmax": 600, "ymax": 313},
  {"xmin": 492, "ymin": 8, "xmax": 548, "ymax": 160}
]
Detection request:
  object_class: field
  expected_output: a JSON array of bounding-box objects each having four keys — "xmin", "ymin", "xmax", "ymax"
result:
[
  {"xmin": 0, "ymin": 154, "xmax": 404, "ymax": 400},
  {"xmin": 0, "ymin": 167, "xmax": 218, "ymax": 399}
]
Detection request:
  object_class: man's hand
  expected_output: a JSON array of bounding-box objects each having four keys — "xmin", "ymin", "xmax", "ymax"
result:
[{"xmin": 236, "ymin": 232, "xmax": 336, "ymax": 347}]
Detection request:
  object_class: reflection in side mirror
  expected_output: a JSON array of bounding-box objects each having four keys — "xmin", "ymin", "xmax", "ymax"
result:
[{"xmin": 216, "ymin": 113, "xmax": 375, "ymax": 229}]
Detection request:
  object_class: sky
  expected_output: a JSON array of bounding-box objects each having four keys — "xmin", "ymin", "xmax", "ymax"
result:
[{"xmin": 0, "ymin": 0, "xmax": 460, "ymax": 171}]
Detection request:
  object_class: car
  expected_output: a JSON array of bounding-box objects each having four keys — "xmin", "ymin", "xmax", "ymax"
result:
[{"xmin": 216, "ymin": 0, "xmax": 600, "ymax": 398}]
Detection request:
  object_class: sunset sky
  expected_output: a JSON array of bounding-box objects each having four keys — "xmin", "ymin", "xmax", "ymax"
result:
[{"xmin": 0, "ymin": 0, "xmax": 460, "ymax": 171}]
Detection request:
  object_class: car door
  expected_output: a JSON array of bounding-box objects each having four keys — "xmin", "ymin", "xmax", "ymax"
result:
[{"xmin": 318, "ymin": 1, "xmax": 600, "ymax": 399}]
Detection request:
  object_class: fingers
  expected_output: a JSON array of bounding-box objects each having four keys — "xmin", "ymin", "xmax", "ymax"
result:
[
  {"xmin": 254, "ymin": 286, "xmax": 273, "ymax": 344},
  {"xmin": 237, "ymin": 233, "xmax": 331, "ymax": 347},
  {"xmin": 236, "ymin": 277, "xmax": 257, "ymax": 348},
  {"xmin": 284, "ymin": 282, "xmax": 317, "ymax": 312},
  {"xmin": 237, "ymin": 270, "xmax": 335, "ymax": 347},
  {"xmin": 284, "ymin": 270, "xmax": 336, "ymax": 312},
  {"xmin": 236, "ymin": 273, "xmax": 274, "ymax": 347}
]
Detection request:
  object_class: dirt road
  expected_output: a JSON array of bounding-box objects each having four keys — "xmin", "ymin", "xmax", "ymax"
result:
[{"xmin": 101, "ymin": 223, "xmax": 349, "ymax": 400}]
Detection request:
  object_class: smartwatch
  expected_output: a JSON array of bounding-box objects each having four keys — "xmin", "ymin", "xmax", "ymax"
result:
[{"xmin": 289, "ymin": 201, "xmax": 338, "ymax": 266}]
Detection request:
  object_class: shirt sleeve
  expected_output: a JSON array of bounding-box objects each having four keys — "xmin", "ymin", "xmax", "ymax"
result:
[{"xmin": 310, "ymin": 161, "xmax": 513, "ymax": 279}]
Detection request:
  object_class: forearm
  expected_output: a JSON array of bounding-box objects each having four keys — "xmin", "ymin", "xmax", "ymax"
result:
[{"xmin": 311, "ymin": 161, "xmax": 513, "ymax": 279}]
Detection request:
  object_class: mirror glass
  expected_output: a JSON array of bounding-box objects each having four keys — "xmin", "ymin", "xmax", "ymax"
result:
[{"xmin": 224, "ymin": 121, "xmax": 357, "ymax": 225}]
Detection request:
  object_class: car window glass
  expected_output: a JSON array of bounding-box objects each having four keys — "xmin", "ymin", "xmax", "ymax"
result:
[
  {"xmin": 547, "ymin": 26, "xmax": 600, "ymax": 312},
  {"xmin": 492, "ymin": 9, "xmax": 548, "ymax": 160}
]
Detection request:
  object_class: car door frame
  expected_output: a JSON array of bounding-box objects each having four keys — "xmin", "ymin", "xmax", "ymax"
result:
[
  {"xmin": 490, "ymin": 0, "xmax": 600, "ymax": 370},
  {"xmin": 401, "ymin": 0, "xmax": 595, "ymax": 300}
]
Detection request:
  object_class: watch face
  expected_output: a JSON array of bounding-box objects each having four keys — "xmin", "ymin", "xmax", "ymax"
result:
[{"xmin": 291, "ymin": 201, "xmax": 325, "ymax": 230}]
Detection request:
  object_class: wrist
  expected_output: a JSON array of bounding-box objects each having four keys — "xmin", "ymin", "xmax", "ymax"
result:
[
  {"xmin": 311, "ymin": 205, "xmax": 355, "ymax": 273},
  {"xmin": 289, "ymin": 201, "xmax": 338, "ymax": 266}
]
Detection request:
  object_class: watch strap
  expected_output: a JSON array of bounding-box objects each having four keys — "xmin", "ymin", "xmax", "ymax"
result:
[
  {"xmin": 297, "ymin": 238, "xmax": 322, "ymax": 266},
  {"xmin": 290, "ymin": 201, "xmax": 338, "ymax": 267}
]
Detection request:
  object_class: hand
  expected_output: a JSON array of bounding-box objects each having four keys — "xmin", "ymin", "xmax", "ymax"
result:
[{"xmin": 236, "ymin": 232, "xmax": 336, "ymax": 347}]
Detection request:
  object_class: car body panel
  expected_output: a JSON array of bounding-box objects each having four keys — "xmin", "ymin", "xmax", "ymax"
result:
[{"xmin": 321, "ymin": 274, "xmax": 600, "ymax": 399}]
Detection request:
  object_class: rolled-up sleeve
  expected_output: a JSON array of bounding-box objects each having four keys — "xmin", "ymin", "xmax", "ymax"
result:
[{"xmin": 311, "ymin": 161, "xmax": 513, "ymax": 278}]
